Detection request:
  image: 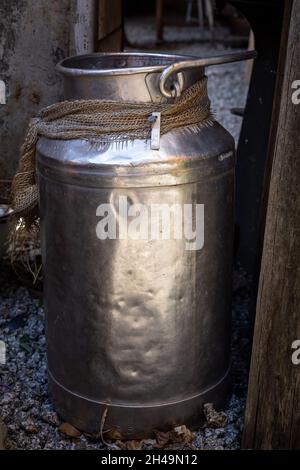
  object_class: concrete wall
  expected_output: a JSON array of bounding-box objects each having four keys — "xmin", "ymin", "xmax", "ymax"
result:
[{"xmin": 0, "ymin": 0, "xmax": 96, "ymax": 179}]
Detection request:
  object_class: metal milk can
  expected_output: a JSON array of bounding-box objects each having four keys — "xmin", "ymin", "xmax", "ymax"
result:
[{"xmin": 37, "ymin": 51, "xmax": 255, "ymax": 438}]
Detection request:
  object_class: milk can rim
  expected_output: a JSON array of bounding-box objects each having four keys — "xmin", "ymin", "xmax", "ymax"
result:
[{"xmin": 56, "ymin": 52, "xmax": 199, "ymax": 77}]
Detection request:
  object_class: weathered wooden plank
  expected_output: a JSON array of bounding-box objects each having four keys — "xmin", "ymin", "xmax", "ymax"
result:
[
  {"xmin": 242, "ymin": 0, "xmax": 300, "ymax": 449},
  {"xmin": 98, "ymin": 0, "xmax": 122, "ymax": 39},
  {"xmin": 97, "ymin": 0, "xmax": 123, "ymax": 51},
  {"xmin": 70, "ymin": 0, "xmax": 98, "ymax": 55}
]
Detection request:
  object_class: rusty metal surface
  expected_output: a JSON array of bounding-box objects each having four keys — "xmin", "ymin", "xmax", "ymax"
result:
[{"xmin": 38, "ymin": 53, "xmax": 235, "ymax": 437}]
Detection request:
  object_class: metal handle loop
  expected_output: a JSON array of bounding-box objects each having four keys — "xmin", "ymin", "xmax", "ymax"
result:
[{"xmin": 159, "ymin": 50, "xmax": 257, "ymax": 99}]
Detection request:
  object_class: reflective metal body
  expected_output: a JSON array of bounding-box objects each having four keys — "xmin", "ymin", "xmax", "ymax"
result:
[{"xmin": 38, "ymin": 53, "xmax": 235, "ymax": 438}]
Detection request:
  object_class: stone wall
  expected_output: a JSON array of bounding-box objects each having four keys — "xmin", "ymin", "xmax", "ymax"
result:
[{"xmin": 0, "ymin": 0, "xmax": 96, "ymax": 179}]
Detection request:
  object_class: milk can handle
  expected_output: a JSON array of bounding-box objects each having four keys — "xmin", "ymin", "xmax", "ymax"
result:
[{"xmin": 159, "ymin": 50, "xmax": 257, "ymax": 98}]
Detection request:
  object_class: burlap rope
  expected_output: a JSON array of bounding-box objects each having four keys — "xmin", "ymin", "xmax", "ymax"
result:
[{"xmin": 11, "ymin": 77, "xmax": 212, "ymax": 229}]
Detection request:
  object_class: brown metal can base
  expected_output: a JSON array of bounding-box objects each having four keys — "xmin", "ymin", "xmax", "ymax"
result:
[{"xmin": 49, "ymin": 367, "xmax": 231, "ymax": 439}]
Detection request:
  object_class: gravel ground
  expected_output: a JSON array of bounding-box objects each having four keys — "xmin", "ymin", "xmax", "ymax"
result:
[{"xmin": 0, "ymin": 18, "xmax": 251, "ymax": 450}]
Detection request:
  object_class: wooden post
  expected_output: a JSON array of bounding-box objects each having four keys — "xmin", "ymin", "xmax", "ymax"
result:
[
  {"xmin": 97, "ymin": 0, "xmax": 123, "ymax": 52},
  {"xmin": 242, "ymin": 0, "xmax": 300, "ymax": 449}
]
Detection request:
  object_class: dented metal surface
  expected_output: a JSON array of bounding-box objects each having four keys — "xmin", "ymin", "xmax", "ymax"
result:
[{"xmin": 37, "ymin": 53, "xmax": 235, "ymax": 438}]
